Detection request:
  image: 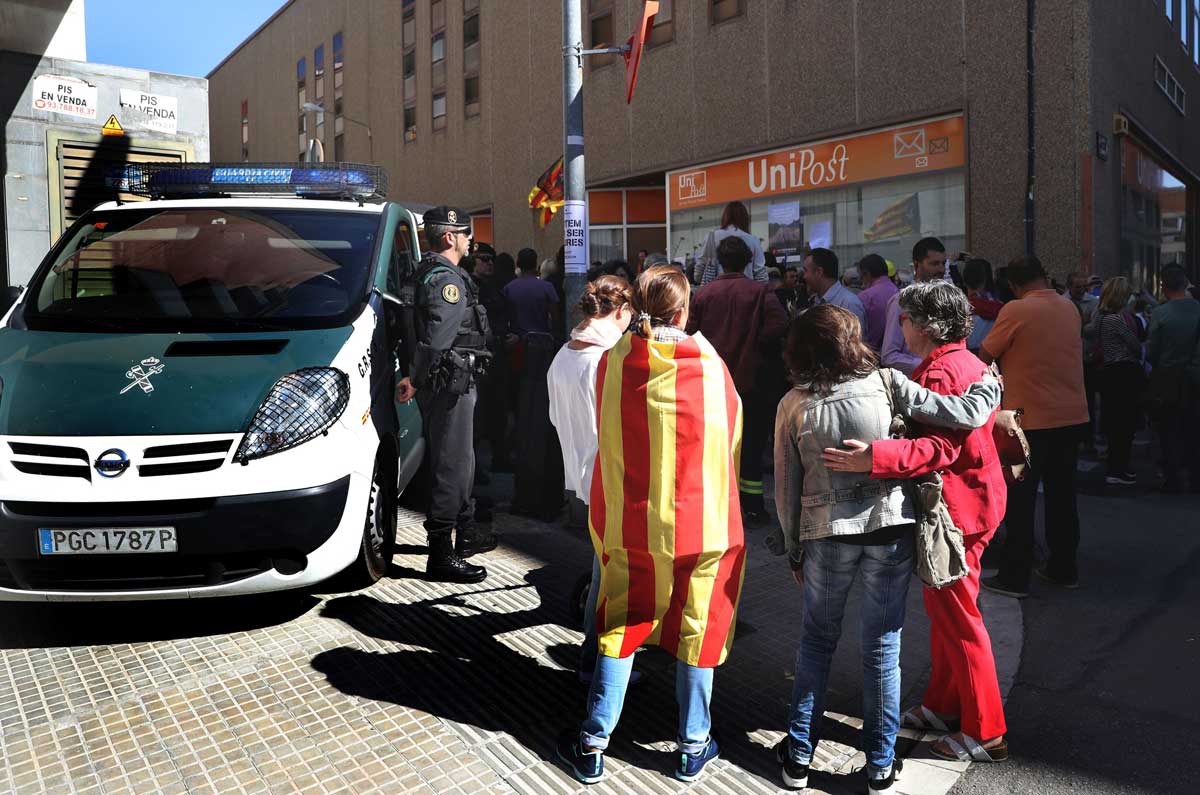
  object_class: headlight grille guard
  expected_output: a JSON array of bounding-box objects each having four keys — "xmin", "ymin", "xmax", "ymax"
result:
[{"xmin": 234, "ymin": 368, "xmax": 350, "ymax": 464}]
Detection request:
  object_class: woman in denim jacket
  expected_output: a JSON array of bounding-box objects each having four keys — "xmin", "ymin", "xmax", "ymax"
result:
[{"xmin": 772, "ymin": 304, "xmax": 999, "ymax": 794}]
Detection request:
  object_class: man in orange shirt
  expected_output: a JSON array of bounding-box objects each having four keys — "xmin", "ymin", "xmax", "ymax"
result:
[{"xmin": 978, "ymin": 256, "xmax": 1090, "ymax": 597}]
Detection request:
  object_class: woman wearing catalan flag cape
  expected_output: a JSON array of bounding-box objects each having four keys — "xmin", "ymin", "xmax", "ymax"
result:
[{"xmin": 556, "ymin": 266, "xmax": 744, "ymax": 785}]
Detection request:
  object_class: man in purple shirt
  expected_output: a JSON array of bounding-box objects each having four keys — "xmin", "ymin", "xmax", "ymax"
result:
[
  {"xmin": 881, "ymin": 236, "xmax": 948, "ymax": 374},
  {"xmin": 857, "ymin": 253, "xmax": 898, "ymax": 352},
  {"xmin": 502, "ymin": 247, "xmax": 560, "ymax": 338},
  {"xmin": 688, "ymin": 236, "xmax": 788, "ymax": 527}
]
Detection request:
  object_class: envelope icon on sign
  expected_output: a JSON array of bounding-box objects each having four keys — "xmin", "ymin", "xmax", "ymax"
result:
[
  {"xmin": 894, "ymin": 130, "xmax": 926, "ymax": 159},
  {"xmin": 929, "ymin": 136, "xmax": 950, "ymax": 155}
]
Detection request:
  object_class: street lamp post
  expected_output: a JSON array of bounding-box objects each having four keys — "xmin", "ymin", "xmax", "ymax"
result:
[{"xmin": 301, "ymin": 102, "xmax": 374, "ymax": 163}]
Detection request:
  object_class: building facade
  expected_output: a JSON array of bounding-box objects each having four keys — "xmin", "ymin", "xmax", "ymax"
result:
[{"xmin": 208, "ymin": 0, "xmax": 1200, "ymax": 283}]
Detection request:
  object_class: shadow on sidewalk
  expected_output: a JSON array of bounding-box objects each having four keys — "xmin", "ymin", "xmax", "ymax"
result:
[{"xmin": 311, "ymin": 562, "xmax": 877, "ymax": 789}]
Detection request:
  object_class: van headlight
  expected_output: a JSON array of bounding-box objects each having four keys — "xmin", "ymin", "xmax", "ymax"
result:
[{"xmin": 235, "ymin": 368, "xmax": 350, "ymax": 463}]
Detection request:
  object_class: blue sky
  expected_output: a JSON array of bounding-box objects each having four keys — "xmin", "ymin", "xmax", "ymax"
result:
[{"xmin": 86, "ymin": 0, "xmax": 284, "ymax": 77}]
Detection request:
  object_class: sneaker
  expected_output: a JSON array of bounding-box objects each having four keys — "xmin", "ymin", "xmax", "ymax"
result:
[
  {"xmin": 866, "ymin": 758, "xmax": 903, "ymax": 794},
  {"xmin": 556, "ymin": 730, "xmax": 604, "ymax": 785},
  {"xmin": 675, "ymin": 736, "xmax": 720, "ymax": 783},
  {"xmin": 774, "ymin": 737, "xmax": 809, "ymax": 790},
  {"xmin": 981, "ymin": 576, "xmax": 1029, "ymax": 599},
  {"xmin": 1033, "ymin": 566, "xmax": 1079, "ymax": 589},
  {"xmin": 1105, "ymin": 472, "xmax": 1136, "ymax": 486}
]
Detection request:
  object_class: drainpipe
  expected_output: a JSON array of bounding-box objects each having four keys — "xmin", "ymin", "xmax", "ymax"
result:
[{"xmin": 1024, "ymin": 0, "xmax": 1037, "ymax": 256}]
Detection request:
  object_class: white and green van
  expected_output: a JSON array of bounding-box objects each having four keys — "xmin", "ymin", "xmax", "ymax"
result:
[{"xmin": 0, "ymin": 163, "xmax": 427, "ymax": 600}]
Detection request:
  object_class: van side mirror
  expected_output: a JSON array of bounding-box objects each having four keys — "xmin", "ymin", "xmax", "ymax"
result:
[{"xmin": 0, "ymin": 286, "xmax": 23, "ymax": 315}]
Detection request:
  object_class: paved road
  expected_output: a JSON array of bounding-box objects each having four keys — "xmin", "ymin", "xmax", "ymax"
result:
[{"xmin": 953, "ymin": 457, "xmax": 1199, "ymax": 795}]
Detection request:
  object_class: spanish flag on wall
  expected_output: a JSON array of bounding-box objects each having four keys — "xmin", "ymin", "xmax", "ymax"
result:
[
  {"xmin": 528, "ymin": 156, "xmax": 565, "ymax": 227},
  {"xmin": 589, "ymin": 331, "xmax": 746, "ymax": 668}
]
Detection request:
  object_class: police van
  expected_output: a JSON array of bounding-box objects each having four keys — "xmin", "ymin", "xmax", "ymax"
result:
[{"xmin": 0, "ymin": 163, "xmax": 429, "ymax": 601}]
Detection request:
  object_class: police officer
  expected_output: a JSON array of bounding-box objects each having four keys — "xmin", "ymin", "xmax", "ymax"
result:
[{"xmin": 396, "ymin": 206, "xmax": 495, "ymax": 583}]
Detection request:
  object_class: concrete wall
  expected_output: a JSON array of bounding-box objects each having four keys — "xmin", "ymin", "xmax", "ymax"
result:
[
  {"xmin": 1, "ymin": 51, "xmax": 209, "ymax": 286},
  {"xmin": 0, "ymin": 0, "xmax": 86, "ymax": 61}
]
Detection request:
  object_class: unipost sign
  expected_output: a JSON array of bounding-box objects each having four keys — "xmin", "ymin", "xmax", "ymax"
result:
[
  {"xmin": 667, "ymin": 114, "xmax": 966, "ymax": 211},
  {"xmin": 119, "ymin": 89, "xmax": 179, "ymax": 134},
  {"xmin": 562, "ymin": 200, "xmax": 588, "ymax": 274},
  {"xmin": 32, "ymin": 75, "xmax": 98, "ymax": 120}
]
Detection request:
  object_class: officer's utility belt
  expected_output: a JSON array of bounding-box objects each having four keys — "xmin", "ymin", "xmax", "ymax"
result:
[{"xmin": 434, "ymin": 348, "xmax": 491, "ymax": 396}]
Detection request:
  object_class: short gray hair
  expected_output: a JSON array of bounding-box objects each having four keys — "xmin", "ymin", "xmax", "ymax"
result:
[{"xmin": 897, "ymin": 280, "xmax": 973, "ymax": 344}]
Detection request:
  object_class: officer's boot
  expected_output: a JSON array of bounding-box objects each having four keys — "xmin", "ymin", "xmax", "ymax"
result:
[
  {"xmin": 455, "ymin": 525, "xmax": 498, "ymax": 558},
  {"xmin": 426, "ymin": 533, "xmax": 487, "ymax": 583}
]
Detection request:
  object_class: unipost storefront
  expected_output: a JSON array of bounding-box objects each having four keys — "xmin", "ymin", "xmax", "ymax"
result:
[{"xmin": 667, "ymin": 114, "xmax": 968, "ymax": 276}]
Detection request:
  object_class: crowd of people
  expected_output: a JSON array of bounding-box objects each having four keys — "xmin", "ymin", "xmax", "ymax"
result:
[{"xmin": 412, "ymin": 200, "xmax": 1199, "ymax": 791}]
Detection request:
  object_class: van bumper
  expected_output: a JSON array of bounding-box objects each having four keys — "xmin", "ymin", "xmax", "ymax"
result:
[{"xmin": 0, "ymin": 474, "xmax": 367, "ymax": 601}]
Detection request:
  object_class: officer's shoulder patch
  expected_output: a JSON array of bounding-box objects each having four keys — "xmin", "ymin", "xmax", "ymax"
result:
[{"xmin": 442, "ymin": 283, "xmax": 461, "ymax": 303}]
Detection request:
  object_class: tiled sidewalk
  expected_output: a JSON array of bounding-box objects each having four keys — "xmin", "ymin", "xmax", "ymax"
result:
[{"xmin": 0, "ymin": 507, "xmax": 1022, "ymax": 795}]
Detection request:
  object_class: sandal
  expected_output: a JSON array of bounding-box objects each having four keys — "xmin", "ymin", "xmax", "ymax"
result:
[
  {"xmin": 899, "ymin": 706, "xmax": 960, "ymax": 733},
  {"xmin": 930, "ymin": 733, "xmax": 1009, "ymax": 763}
]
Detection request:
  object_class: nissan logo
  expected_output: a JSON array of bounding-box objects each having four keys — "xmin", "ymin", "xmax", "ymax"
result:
[{"xmin": 94, "ymin": 449, "xmax": 130, "ymax": 479}]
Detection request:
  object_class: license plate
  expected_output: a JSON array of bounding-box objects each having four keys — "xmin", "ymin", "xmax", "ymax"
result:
[{"xmin": 37, "ymin": 527, "xmax": 177, "ymax": 555}]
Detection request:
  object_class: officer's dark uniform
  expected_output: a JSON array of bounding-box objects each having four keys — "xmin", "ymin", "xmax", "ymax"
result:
[{"xmin": 410, "ymin": 207, "xmax": 494, "ymax": 584}]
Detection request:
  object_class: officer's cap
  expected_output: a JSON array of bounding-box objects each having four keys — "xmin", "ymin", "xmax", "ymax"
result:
[
  {"xmin": 424, "ymin": 206, "xmax": 472, "ymax": 231},
  {"xmin": 473, "ymin": 241, "xmax": 497, "ymax": 258}
]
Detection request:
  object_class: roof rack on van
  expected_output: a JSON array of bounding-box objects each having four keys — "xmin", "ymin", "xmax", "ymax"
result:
[{"xmin": 124, "ymin": 162, "xmax": 389, "ymax": 202}]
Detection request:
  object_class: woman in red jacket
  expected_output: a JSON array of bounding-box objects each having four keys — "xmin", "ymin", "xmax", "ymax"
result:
[{"xmin": 823, "ymin": 280, "xmax": 1009, "ymax": 763}]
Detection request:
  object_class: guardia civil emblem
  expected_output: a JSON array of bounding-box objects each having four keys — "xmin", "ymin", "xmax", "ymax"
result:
[{"xmin": 121, "ymin": 357, "xmax": 165, "ymax": 395}]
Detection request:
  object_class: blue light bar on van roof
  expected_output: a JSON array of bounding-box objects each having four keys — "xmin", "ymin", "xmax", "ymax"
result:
[{"xmin": 124, "ymin": 162, "xmax": 388, "ymax": 201}]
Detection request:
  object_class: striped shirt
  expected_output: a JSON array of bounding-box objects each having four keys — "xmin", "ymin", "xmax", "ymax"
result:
[{"xmin": 1097, "ymin": 311, "xmax": 1141, "ymax": 366}]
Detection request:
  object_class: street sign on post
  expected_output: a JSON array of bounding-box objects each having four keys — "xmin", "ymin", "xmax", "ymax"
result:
[{"xmin": 624, "ymin": 0, "xmax": 659, "ymax": 104}]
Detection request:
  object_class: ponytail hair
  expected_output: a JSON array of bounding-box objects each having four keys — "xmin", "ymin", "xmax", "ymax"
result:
[
  {"xmin": 578, "ymin": 274, "xmax": 633, "ymax": 318},
  {"xmin": 632, "ymin": 265, "xmax": 690, "ymax": 337}
]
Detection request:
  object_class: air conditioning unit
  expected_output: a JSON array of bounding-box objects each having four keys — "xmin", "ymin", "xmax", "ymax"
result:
[{"xmin": 1112, "ymin": 114, "xmax": 1130, "ymax": 136}]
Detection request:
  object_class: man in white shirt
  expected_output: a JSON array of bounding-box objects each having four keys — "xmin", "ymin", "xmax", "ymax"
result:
[
  {"xmin": 881, "ymin": 237, "xmax": 947, "ymax": 374},
  {"xmin": 802, "ymin": 247, "xmax": 866, "ymax": 327}
]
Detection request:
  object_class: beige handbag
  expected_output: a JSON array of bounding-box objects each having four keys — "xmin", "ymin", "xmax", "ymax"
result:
[{"xmin": 878, "ymin": 369, "xmax": 969, "ymax": 589}]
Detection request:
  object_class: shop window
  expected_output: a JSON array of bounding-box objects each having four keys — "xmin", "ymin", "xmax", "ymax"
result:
[
  {"xmin": 711, "ymin": 0, "xmax": 744, "ymax": 24},
  {"xmin": 433, "ymin": 92, "xmax": 447, "ymax": 131},
  {"xmin": 589, "ymin": 0, "xmax": 615, "ymax": 68},
  {"xmin": 649, "ymin": 0, "xmax": 673, "ymax": 47},
  {"xmin": 464, "ymin": 2, "xmax": 481, "ymax": 117}
]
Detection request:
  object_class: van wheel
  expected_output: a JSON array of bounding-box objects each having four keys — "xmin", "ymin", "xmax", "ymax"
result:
[{"xmin": 349, "ymin": 459, "xmax": 396, "ymax": 588}]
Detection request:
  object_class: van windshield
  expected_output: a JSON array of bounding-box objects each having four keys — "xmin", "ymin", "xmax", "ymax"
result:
[{"xmin": 24, "ymin": 207, "xmax": 380, "ymax": 332}]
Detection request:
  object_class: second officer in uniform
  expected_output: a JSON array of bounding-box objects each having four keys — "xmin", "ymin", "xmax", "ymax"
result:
[{"xmin": 396, "ymin": 206, "xmax": 495, "ymax": 583}]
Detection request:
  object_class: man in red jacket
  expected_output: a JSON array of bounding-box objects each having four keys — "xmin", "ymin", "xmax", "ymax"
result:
[{"xmin": 688, "ymin": 236, "xmax": 788, "ymax": 526}]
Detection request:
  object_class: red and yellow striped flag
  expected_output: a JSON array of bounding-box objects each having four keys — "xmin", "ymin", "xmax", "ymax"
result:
[{"xmin": 588, "ymin": 331, "xmax": 746, "ymax": 668}]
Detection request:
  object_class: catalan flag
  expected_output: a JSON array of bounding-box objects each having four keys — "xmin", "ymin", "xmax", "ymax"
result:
[
  {"xmin": 588, "ymin": 331, "xmax": 746, "ymax": 668},
  {"xmin": 527, "ymin": 156, "xmax": 565, "ymax": 227},
  {"xmin": 864, "ymin": 193, "xmax": 921, "ymax": 241}
]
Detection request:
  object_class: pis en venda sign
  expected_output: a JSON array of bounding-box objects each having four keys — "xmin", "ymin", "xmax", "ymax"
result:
[
  {"xmin": 119, "ymin": 89, "xmax": 179, "ymax": 135},
  {"xmin": 32, "ymin": 75, "xmax": 98, "ymax": 120}
]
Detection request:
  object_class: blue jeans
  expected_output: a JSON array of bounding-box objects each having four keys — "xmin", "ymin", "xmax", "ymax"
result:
[
  {"xmin": 787, "ymin": 533, "xmax": 913, "ymax": 778},
  {"xmin": 579, "ymin": 555, "xmax": 601, "ymax": 676},
  {"xmin": 581, "ymin": 654, "xmax": 713, "ymax": 754}
]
